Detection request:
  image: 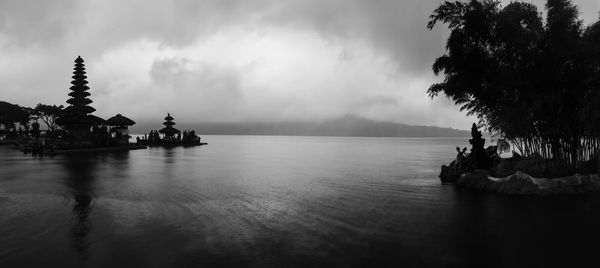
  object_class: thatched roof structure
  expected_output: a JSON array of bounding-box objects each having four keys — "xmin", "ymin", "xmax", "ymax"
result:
[{"xmin": 106, "ymin": 114, "xmax": 135, "ymax": 126}]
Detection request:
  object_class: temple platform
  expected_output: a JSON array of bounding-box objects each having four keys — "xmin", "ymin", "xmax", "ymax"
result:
[
  {"xmin": 21, "ymin": 144, "xmax": 147, "ymax": 155},
  {"xmin": 48, "ymin": 144, "xmax": 147, "ymax": 155},
  {"xmin": 138, "ymin": 140, "xmax": 207, "ymax": 147}
]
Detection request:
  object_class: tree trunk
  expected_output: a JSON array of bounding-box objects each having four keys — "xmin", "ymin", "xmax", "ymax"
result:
[
  {"xmin": 571, "ymin": 135, "xmax": 580, "ymax": 172},
  {"xmin": 551, "ymin": 137, "xmax": 560, "ymax": 160}
]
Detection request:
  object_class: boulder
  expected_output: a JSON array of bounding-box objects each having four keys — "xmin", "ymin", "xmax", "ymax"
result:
[
  {"xmin": 456, "ymin": 170, "xmax": 600, "ymax": 195},
  {"xmin": 440, "ymin": 163, "xmax": 460, "ymax": 183}
]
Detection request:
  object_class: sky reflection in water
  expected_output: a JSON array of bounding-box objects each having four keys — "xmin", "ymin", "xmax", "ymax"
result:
[{"xmin": 1, "ymin": 136, "xmax": 600, "ymax": 267}]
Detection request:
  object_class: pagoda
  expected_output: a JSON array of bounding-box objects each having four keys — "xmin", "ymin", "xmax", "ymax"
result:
[
  {"xmin": 57, "ymin": 56, "xmax": 104, "ymax": 139},
  {"xmin": 139, "ymin": 113, "xmax": 205, "ymax": 146},
  {"xmin": 158, "ymin": 113, "xmax": 180, "ymax": 140}
]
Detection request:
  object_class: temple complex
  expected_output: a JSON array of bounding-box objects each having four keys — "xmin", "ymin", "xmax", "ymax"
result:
[
  {"xmin": 13, "ymin": 55, "xmax": 205, "ymax": 154},
  {"xmin": 21, "ymin": 56, "xmax": 145, "ymax": 154}
]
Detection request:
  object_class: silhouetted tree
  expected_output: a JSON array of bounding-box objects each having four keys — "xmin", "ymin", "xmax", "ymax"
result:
[
  {"xmin": 428, "ymin": 0, "xmax": 600, "ymax": 170},
  {"xmin": 34, "ymin": 103, "xmax": 64, "ymax": 132},
  {"xmin": 0, "ymin": 101, "xmax": 31, "ymax": 134},
  {"xmin": 31, "ymin": 121, "xmax": 40, "ymax": 138}
]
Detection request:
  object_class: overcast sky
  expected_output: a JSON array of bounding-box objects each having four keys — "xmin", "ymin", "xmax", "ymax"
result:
[{"xmin": 1, "ymin": 0, "xmax": 599, "ymax": 129}]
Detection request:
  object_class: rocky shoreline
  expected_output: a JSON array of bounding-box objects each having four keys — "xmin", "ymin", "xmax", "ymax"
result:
[
  {"xmin": 439, "ymin": 124, "xmax": 600, "ymax": 195},
  {"xmin": 455, "ymin": 170, "xmax": 600, "ymax": 195}
]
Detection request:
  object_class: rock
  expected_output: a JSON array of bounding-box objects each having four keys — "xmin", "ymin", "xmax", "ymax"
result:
[
  {"xmin": 456, "ymin": 170, "xmax": 600, "ymax": 195},
  {"xmin": 495, "ymin": 172, "xmax": 539, "ymax": 194},
  {"xmin": 440, "ymin": 164, "xmax": 460, "ymax": 183},
  {"xmin": 457, "ymin": 169, "xmax": 490, "ymax": 190},
  {"xmin": 457, "ymin": 170, "xmax": 539, "ymax": 194}
]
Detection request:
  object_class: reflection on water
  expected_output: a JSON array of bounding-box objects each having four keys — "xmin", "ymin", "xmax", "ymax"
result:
[
  {"xmin": 71, "ymin": 192, "xmax": 93, "ymax": 259},
  {"xmin": 1, "ymin": 136, "xmax": 600, "ymax": 267},
  {"xmin": 62, "ymin": 154, "xmax": 101, "ymax": 260}
]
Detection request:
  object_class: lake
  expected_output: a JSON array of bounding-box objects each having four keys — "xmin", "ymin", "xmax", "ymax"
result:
[{"xmin": 1, "ymin": 135, "xmax": 600, "ymax": 267}]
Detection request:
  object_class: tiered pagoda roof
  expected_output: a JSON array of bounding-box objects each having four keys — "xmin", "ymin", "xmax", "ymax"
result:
[
  {"xmin": 66, "ymin": 56, "xmax": 95, "ymax": 114},
  {"xmin": 57, "ymin": 56, "xmax": 103, "ymax": 128},
  {"xmin": 159, "ymin": 113, "xmax": 180, "ymax": 136}
]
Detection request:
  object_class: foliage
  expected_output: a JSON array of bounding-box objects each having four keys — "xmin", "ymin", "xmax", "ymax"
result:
[
  {"xmin": 0, "ymin": 101, "xmax": 31, "ymax": 131},
  {"xmin": 428, "ymin": 0, "xmax": 600, "ymax": 170},
  {"xmin": 34, "ymin": 103, "xmax": 64, "ymax": 131}
]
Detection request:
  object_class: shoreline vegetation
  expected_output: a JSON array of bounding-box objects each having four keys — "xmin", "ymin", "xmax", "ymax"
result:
[
  {"xmin": 430, "ymin": 0, "xmax": 600, "ymax": 194},
  {"xmin": 0, "ymin": 56, "xmax": 205, "ymax": 155},
  {"xmin": 440, "ymin": 124, "xmax": 600, "ymax": 194}
]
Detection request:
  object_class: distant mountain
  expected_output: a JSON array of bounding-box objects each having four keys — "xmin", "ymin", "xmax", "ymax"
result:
[{"xmin": 132, "ymin": 115, "xmax": 470, "ymax": 137}]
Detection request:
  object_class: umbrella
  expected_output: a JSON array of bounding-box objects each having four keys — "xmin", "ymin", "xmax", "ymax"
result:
[{"xmin": 105, "ymin": 114, "xmax": 136, "ymax": 126}]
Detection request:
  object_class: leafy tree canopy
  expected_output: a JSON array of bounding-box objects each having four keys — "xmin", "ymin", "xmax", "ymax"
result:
[
  {"xmin": 0, "ymin": 101, "xmax": 30, "ymax": 130},
  {"xmin": 428, "ymin": 0, "xmax": 600, "ymax": 164},
  {"xmin": 34, "ymin": 103, "xmax": 64, "ymax": 131}
]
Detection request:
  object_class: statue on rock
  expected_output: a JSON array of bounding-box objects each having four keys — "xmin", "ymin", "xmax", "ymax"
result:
[{"xmin": 469, "ymin": 123, "xmax": 491, "ymax": 169}]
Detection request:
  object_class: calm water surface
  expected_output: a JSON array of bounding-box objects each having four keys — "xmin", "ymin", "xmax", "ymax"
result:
[{"xmin": 1, "ymin": 135, "xmax": 600, "ymax": 267}]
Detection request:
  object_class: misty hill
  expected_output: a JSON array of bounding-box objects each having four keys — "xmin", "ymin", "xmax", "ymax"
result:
[{"xmin": 132, "ymin": 115, "xmax": 469, "ymax": 137}]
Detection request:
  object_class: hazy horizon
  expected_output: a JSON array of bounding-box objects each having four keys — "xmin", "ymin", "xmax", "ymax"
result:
[{"xmin": 127, "ymin": 114, "xmax": 472, "ymax": 137}]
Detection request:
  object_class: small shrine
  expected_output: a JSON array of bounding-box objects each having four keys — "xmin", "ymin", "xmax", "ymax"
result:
[
  {"xmin": 159, "ymin": 113, "xmax": 180, "ymax": 141},
  {"xmin": 139, "ymin": 113, "xmax": 206, "ymax": 146},
  {"xmin": 105, "ymin": 114, "xmax": 136, "ymax": 145}
]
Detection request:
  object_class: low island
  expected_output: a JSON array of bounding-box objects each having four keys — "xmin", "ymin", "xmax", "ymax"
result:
[
  {"xmin": 427, "ymin": 0, "xmax": 600, "ymax": 195},
  {"xmin": 440, "ymin": 124, "xmax": 600, "ymax": 195},
  {"xmin": 138, "ymin": 113, "xmax": 207, "ymax": 147}
]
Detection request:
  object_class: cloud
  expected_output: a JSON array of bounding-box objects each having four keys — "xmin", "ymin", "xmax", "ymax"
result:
[
  {"xmin": 357, "ymin": 96, "xmax": 399, "ymax": 109},
  {"xmin": 0, "ymin": 0, "xmax": 77, "ymax": 48},
  {"xmin": 2, "ymin": 0, "xmax": 597, "ymax": 130}
]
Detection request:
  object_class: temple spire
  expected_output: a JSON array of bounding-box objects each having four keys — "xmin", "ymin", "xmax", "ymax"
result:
[
  {"xmin": 57, "ymin": 56, "xmax": 104, "ymax": 135},
  {"xmin": 66, "ymin": 56, "xmax": 95, "ymax": 115},
  {"xmin": 164, "ymin": 113, "xmax": 175, "ymax": 126}
]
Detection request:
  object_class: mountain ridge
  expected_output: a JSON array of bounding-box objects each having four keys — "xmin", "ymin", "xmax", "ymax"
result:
[{"xmin": 130, "ymin": 115, "xmax": 470, "ymax": 137}]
